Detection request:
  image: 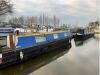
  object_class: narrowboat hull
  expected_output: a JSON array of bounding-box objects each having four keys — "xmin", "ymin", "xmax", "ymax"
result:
[
  {"xmin": 74, "ymin": 33, "xmax": 94, "ymax": 41},
  {"xmin": 0, "ymin": 37, "xmax": 72, "ymax": 69}
]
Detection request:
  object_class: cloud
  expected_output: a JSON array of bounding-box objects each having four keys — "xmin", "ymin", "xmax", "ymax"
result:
[{"xmin": 11, "ymin": 0, "xmax": 99, "ymax": 25}]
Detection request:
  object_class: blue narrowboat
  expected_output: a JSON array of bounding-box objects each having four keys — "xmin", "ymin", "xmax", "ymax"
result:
[{"xmin": 0, "ymin": 29, "xmax": 72, "ymax": 69}]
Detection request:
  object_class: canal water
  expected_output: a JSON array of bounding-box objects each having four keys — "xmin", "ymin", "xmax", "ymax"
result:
[{"xmin": 0, "ymin": 34, "xmax": 99, "ymax": 75}]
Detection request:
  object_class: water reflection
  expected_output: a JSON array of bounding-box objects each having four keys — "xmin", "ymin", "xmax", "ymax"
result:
[
  {"xmin": 74, "ymin": 38, "xmax": 93, "ymax": 46},
  {"xmin": 29, "ymin": 37, "xmax": 99, "ymax": 75},
  {"xmin": 74, "ymin": 40, "xmax": 84, "ymax": 46},
  {"xmin": 0, "ymin": 43, "xmax": 72, "ymax": 75}
]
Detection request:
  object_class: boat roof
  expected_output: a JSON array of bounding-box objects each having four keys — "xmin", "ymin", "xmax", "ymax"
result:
[{"xmin": 16, "ymin": 31, "xmax": 69, "ymax": 38}]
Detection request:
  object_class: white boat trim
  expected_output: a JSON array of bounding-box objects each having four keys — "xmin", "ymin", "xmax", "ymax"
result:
[{"xmin": 0, "ymin": 54, "xmax": 2, "ymax": 58}]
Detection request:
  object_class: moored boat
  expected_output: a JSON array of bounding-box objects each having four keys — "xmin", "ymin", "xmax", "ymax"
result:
[
  {"xmin": 74, "ymin": 28, "xmax": 94, "ymax": 40},
  {"xmin": 0, "ymin": 28, "xmax": 72, "ymax": 69}
]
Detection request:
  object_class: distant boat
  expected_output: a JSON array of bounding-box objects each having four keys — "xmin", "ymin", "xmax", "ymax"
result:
[{"xmin": 74, "ymin": 28, "xmax": 94, "ymax": 40}]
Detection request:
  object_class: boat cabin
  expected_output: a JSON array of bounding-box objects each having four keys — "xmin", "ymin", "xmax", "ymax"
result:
[
  {"xmin": 0, "ymin": 28, "xmax": 14, "ymax": 33},
  {"xmin": 0, "ymin": 28, "xmax": 15, "ymax": 52}
]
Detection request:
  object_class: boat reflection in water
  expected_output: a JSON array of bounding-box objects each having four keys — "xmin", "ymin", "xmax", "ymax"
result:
[
  {"xmin": 0, "ymin": 43, "xmax": 72, "ymax": 75},
  {"xmin": 74, "ymin": 40, "xmax": 84, "ymax": 46},
  {"xmin": 74, "ymin": 37, "xmax": 93, "ymax": 46}
]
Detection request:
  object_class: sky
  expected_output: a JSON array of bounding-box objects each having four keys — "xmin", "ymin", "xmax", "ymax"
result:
[{"xmin": 10, "ymin": 0, "xmax": 99, "ymax": 26}]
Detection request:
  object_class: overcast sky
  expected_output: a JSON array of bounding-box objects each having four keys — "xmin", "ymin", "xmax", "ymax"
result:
[{"xmin": 10, "ymin": 0, "xmax": 99, "ymax": 25}]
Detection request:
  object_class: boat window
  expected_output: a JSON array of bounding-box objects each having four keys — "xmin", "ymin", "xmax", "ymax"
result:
[
  {"xmin": 53, "ymin": 34, "xmax": 58, "ymax": 39},
  {"xmin": 64, "ymin": 33, "xmax": 67, "ymax": 37},
  {"xmin": 35, "ymin": 36, "xmax": 46, "ymax": 43},
  {"xmin": 0, "ymin": 28, "xmax": 14, "ymax": 33},
  {"xmin": 0, "ymin": 36, "xmax": 7, "ymax": 48}
]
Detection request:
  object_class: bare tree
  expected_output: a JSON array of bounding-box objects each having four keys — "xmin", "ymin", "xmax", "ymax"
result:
[
  {"xmin": 94, "ymin": 21, "xmax": 99, "ymax": 26},
  {"xmin": 8, "ymin": 14, "xmax": 61, "ymax": 32},
  {"xmin": 0, "ymin": 0, "xmax": 13, "ymax": 16},
  {"xmin": 88, "ymin": 21, "xmax": 100, "ymax": 30}
]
